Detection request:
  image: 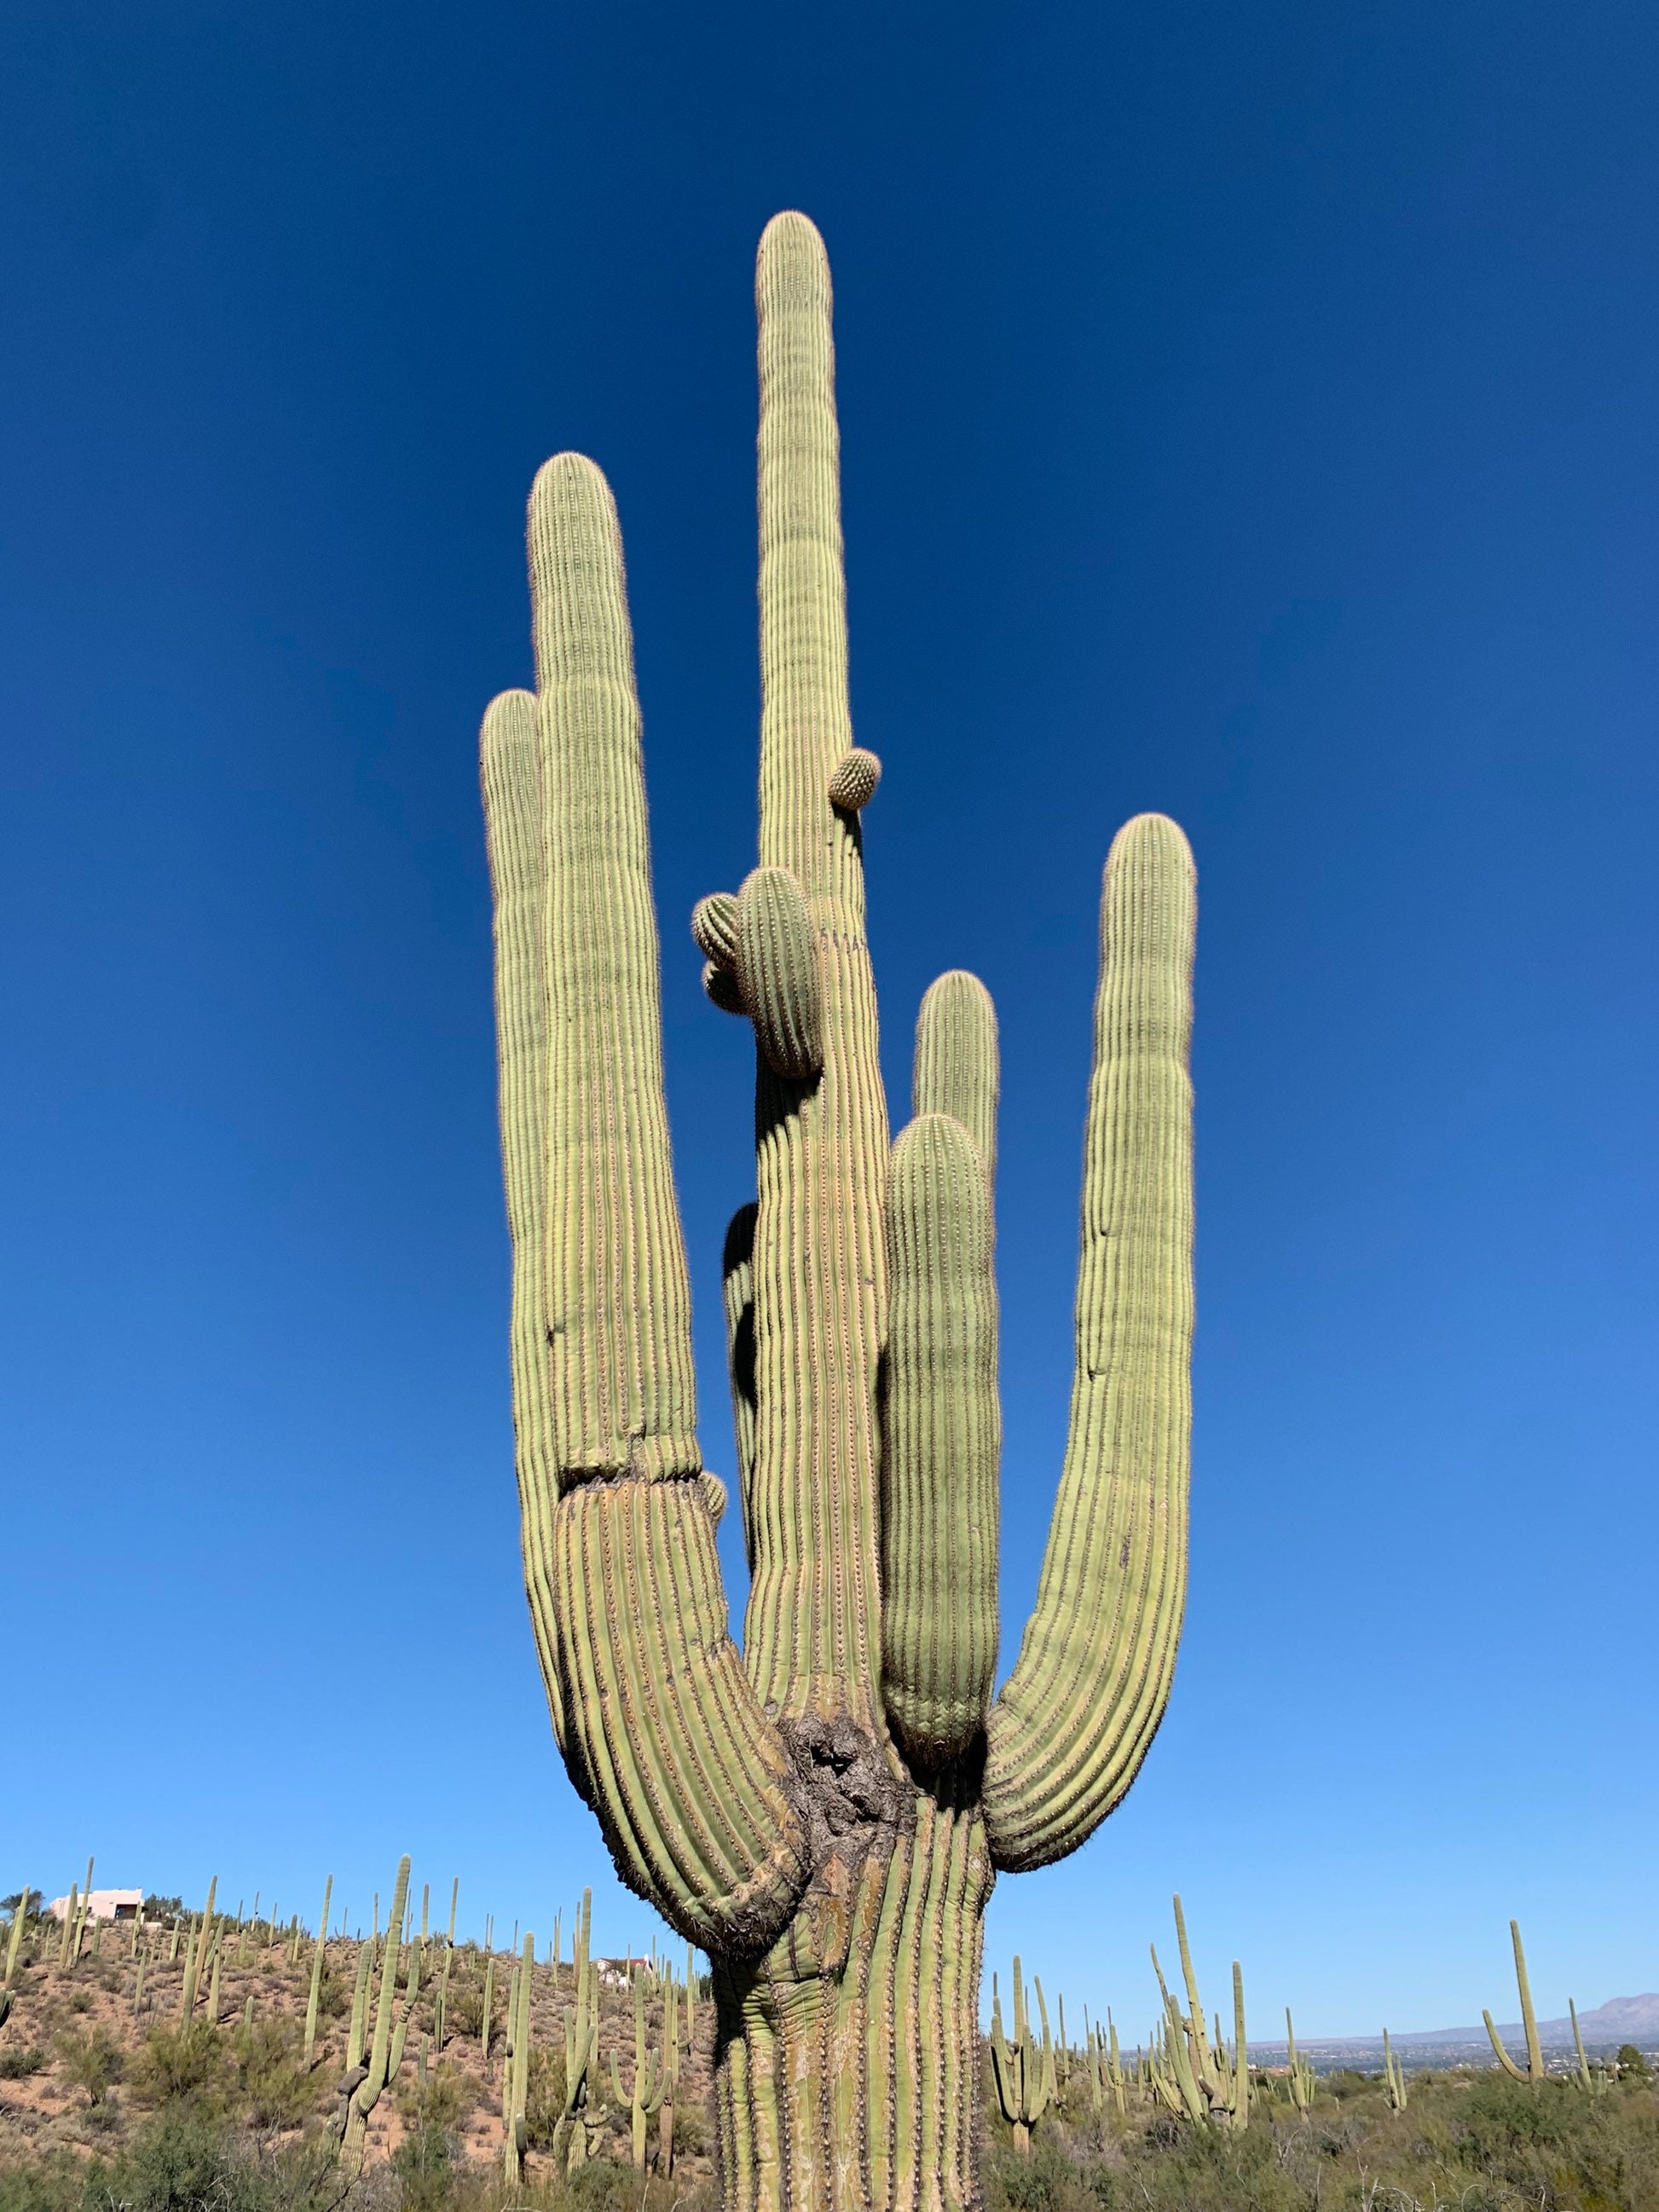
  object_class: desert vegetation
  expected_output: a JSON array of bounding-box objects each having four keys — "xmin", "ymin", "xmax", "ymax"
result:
[{"xmin": 4, "ymin": 1876, "xmax": 1657, "ymax": 2212}]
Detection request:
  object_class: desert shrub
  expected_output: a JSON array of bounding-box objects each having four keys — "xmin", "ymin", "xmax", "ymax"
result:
[
  {"xmin": 670, "ymin": 2094, "xmax": 708, "ymax": 2158},
  {"xmin": 81, "ymin": 2107, "xmax": 343, "ymax": 2212},
  {"xmin": 1618, "ymin": 2045, "xmax": 1650, "ymax": 2080},
  {"xmin": 54, "ymin": 2025, "xmax": 124, "ymax": 2106},
  {"xmin": 390, "ymin": 2117, "xmax": 458, "ymax": 2212},
  {"xmin": 0, "ymin": 2150, "xmax": 81, "ymax": 2212},
  {"xmin": 130, "ymin": 2023, "xmax": 228, "ymax": 2108},
  {"xmin": 562, "ymin": 2158, "xmax": 638, "ymax": 2212},
  {"xmin": 523, "ymin": 2046, "xmax": 569, "ymax": 2152},
  {"xmin": 232, "ymin": 2021, "xmax": 315, "ymax": 2132},
  {"xmin": 0, "ymin": 2046, "xmax": 45, "ymax": 2081}
]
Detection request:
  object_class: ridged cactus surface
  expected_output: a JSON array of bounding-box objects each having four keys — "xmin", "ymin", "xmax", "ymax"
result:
[{"xmin": 482, "ymin": 210, "xmax": 1197, "ymax": 2212}]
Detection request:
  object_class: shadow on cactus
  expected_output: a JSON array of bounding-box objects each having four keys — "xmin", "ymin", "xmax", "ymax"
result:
[{"xmin": 480, "ymin": 210, "xmax": 1198, "ymax": 2212}]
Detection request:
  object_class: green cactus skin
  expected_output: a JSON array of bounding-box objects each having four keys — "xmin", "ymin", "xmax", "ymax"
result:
[
  {"xmin": 913, "ymin": 971, "xmax": 998, "ymax": 1185},
  {"xmin": 480, "ymin": 1949, "xmax": 496, "ymax": 2073},
  {"xmin": 57, "ymin": 1885, "xmax": 78, "ymax": 1972},
  {"xmin": 481, "ymin": 211, "xmax": 1197, "ymax": 2212},
  {"xmin": 736, "ymin": 865, "xmax": 824, "ymax": 1081},
  {"xmin": 881, "ymin": 1109, "xmax": 1000, "ymax": 1765},
  {"xmin": 1484, "ymin": 1919, "xmax": 1545, "ymax": 2086},
  {"xmin": 303, "ymin": 1875, "xmax": 332, "ymax": 2070}
]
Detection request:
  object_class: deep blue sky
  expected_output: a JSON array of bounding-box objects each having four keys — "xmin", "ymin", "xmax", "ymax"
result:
[{"xmin": 3, "ymin": 0, "xmax": 1656, "ymax": 2038}]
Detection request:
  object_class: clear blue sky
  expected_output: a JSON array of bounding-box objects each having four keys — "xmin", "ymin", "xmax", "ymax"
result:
[{"xmin": 3, "ymin": 0, "xmax": 1656, "ymax": 2041}]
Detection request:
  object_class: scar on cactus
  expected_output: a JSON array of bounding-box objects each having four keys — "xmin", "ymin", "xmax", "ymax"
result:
[{"xmin": 481, "ymin": 210, "xmax": 1197, "ymax": 2212}]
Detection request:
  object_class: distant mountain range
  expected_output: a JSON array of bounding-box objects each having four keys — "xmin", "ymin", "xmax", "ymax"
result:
[{"xmin": 1247, "ymin": 1994, "xmax": 1659, "ymax": 2065}]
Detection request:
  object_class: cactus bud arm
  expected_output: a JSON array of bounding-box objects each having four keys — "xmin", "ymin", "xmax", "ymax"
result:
[
  {"xmin": 880, "ymin": 1112, "xmax": 1000, "ymax": 1767},
  {"xmin": 746, "ymin": 211, "xmax": 888, "ymax": 1728},
  {"xmin": 985, "ymin": 814, "xmax": 1196, "ymax": 1869}
]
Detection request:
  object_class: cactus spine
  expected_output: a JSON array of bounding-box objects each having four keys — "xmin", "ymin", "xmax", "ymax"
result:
[
  {"xmin": 1484, "ymin": 1920, "xmax": 1546, "ymax": 2085},
  {"xmin": 481, "ymin": 211, "xmax": 1196, "ymax": 2212}
]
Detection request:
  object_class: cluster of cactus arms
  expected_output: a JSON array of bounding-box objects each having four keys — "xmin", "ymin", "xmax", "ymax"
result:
[
  {"xmin": 179, "ymin": 1877, "xmax": 217, "ymax": 2024},
  {"xmin": 612, "ymin": 1968, "xmax": 674, "ymax": 2169},
  {"xmin": 554, "ymin": 1890, "xmax": 602, "ymax": 2171},
  {"xmin": 1285, "ymin": 2011, "xmax": 1315, "ymax": 2116},
  {"xmin": 341, "ymin": 1856, "xmax": 419, "ymax": 2163},
  {"xmin": 1148, "ymin": 1897, "xmax": 1249, "ymax": 2129},
  {"xmin": 1383, "ymin": 2029, "xmax": 1408, "ymax": 2111},
  {"xmin": 990, "ymin": 1960, "xmax": 1056, "ymax": 2154},
  {"xmin": 480, "ymin": 208, "xmax": 1197, "ymax": 2212},
  {"xmin": 1484, "ymin": 1920, "xmax": 1545, "ymax": 2086},
  {"xmin": 503, "ymin": 1932, "xmax": 535, "ymax": 2182}
]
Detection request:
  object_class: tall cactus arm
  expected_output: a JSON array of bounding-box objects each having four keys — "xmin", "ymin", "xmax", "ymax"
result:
[
  {"xmin": 745, "ymin": 211, "xmax": 890, "ymax": 1730},
  {"xmin": 480, "ymin": 689, "xmax": 565, "ymax": 1747},
  {"xmin": 720, "ymin": 1203, "xmax": 759, "ymax": 1568},
  {"xmin": 913, "ymin": 971, "xmax": 999, "ymax": 1183},
  {"xmin": 483, "ymin": 453, "xmax": 810, "ymax": 1956},
  {"xmin": 985, "ymin": 812, "xmax": 1196, "ymax": 1869},
  {"xmin": 880, "ymin": 1111, "xmax": 1000, "ymax": 1768}
]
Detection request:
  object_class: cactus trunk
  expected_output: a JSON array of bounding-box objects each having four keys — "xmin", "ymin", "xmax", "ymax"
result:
[{"xmin": 482, "ymin": 211, "xmax": 1196, "ymax": 2212}]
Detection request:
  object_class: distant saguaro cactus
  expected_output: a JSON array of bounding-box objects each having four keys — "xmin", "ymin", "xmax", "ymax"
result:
[{"xmin": 481, "ymin": 211, "xmax": 1197, "ymax": 2212}]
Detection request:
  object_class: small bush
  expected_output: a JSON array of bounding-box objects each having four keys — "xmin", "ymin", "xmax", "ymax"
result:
[
  {"xmin": 0, "ymin": 2046, "xmax": 45, "ymax": 2081},
  {"xmin": 130, "ymin": 2022, "xmax": 228, "ymax": 2108},
  {"xmin": 233, "ymin": 2020, "xmax": 315, "ymax": 2131},
  {"xmin": 53, "ymin": 2025, "xmax": 124, "ymax": 2106}
]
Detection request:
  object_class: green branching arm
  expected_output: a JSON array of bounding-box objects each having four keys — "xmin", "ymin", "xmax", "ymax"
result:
[
  {"xmin": 984, "ymin": 813, "xmax": 1196, "ymax": 1870},
  {"xmin": 481, "ymin": 453, "xmax": 810, "ymax": 1955},
  {"xmin": 881, "ymin": 1110, "xmax": 1000, "ymax": 1767},
  {"xmin": 744, "ymin": 211, "xmax": 889, "ymax": 1730}
]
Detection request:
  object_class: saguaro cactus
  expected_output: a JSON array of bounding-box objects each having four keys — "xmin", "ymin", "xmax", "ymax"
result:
[
  {"xmin": 991, "ymin": 1960, "xmax": 1056, "ymax": 2154},
  {"xmin": 480, "ymin": 211, "xmax": 1197, "ymax": 2212},
  {"xmin": 1484, "ymin": 1919, "xmax": 1546, "ymax": 2086}
]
